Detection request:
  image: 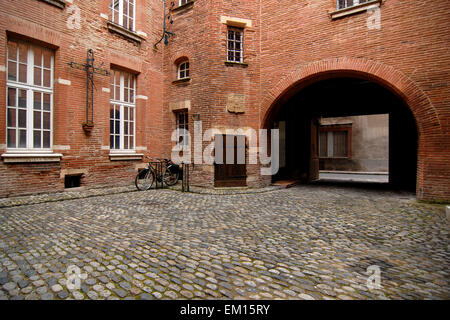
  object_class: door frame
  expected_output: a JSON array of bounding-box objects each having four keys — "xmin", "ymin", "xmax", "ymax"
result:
[{"xmin": 214, "ymin": 134, "xmax": 247, "ymax": 187}]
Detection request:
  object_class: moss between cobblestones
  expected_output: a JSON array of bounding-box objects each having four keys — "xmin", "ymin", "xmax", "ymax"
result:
[
  {"xmin": 0, "ymin": 184, "xmax": 284, "ymax": 209},
  {"xmin": 417, "ymin": 199, "xmax": 449, "ymax": 206},
  {"xmin": 0, "ymin": 185, "xmax": 138, "ymax": 209},
  {"xmin": 167, "ymin": 184, "xmax": 284, "ymax": 195},
  {"xmin": 1, "ymin": 184, "xmax": 448, "ymax": 300}
]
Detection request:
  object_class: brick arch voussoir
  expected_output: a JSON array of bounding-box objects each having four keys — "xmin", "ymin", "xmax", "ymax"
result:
[{"xmin": 262, "ymin": 58, "xmax": 441, "ymax": 136}]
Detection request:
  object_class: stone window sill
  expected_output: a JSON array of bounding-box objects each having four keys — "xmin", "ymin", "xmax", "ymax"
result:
[
  {"xmin": 172, "ymin": 1, "xmax": 195, "ymax": 14},
  {"xmin": 329, "ymin": 0, "xmax": 382, "ymax": 20},
  {"xmin": 109, "ymin": 152, "xmax": 144, "ymax": 161},
  {"xmin": 107, "ymin": 21, "xmax": 146, "ymax": 44},
  {"xmin": 172, "ymin": 77, "xmax": 192, "ymax": 85},
  {"xmin": 1, "ymin": 153, "xmax": 62, "ymax": 163},
  {"xmin": 225, "ymin": 61, "xmax": 248, "ymax": 68},
  {"xmin": 39, "ymin": 0, "xmax": 65, "ymax": 9}
]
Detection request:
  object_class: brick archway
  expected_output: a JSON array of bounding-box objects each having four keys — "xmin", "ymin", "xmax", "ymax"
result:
[
  {"xmin": 261, "ymin": 57, "xmax": 441, "ymax": 136},
  {"xmin": 260, "ymin": 57, "xmax": 445, "ymax": 201}
]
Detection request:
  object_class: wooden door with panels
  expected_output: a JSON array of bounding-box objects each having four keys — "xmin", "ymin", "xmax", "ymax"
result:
[{"xmin": 214, "ymin": 134, "xmax": 247, "ymax": 187}]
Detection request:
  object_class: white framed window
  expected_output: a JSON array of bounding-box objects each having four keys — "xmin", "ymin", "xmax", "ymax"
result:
[
  {"xmin": 179, "ymin": 0, "xmax": 190, "ymax": 5},
  {"xmin": 110, "ymin": 0, "xmax": 135, "ymax": 31},
  {"xmin": 110, "ymin": 70, "xmax": 136, "ymax": 151},
  {"xmin": 177, "ymin": 61, "xmax": 190, "ymax": 80},
  {"xmin": 175, "ymin": 110, "xmax": 189, "ymax": 147},
  {"xmin": 227, "ymin": 27, "xmax": 244, "ymax": 63},
  {"xmin": 337, "ymin": 0, "xmax": 369, "ymax": 10},
  {"xmin": 6, "ymin": 40, "xmax": 53, "ymax": 151}
]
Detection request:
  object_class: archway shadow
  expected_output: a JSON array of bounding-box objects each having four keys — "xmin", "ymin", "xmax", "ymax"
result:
[{"xmin": 268, "ymin": 77, "xmax": 418, "ymax": 195}]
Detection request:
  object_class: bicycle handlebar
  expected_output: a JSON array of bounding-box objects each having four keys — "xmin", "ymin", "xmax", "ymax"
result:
[{"xmin": 145, "ymin": 156, "xmax": 171, "ymax": 163}]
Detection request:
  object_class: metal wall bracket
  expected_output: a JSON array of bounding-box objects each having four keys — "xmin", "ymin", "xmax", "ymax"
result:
[
  {"xmin": 154, "ymin": 0, "xmax": 176, "ymax": 48},
  {"xmin": 68, "ymin": 49, "xmax": 110, "ymax": 129}
]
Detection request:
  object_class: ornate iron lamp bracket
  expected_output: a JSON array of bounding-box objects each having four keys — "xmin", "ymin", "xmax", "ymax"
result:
[{"xmin": 154, "ymin": 0, "xmax": 176, "ymax": 49}]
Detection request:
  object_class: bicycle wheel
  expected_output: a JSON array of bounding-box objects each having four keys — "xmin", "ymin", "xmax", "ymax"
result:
[
  {"xmin": 163, "ymin": 168, "xmax": 179, "ymax": 186},
  {"xmin": 135, "ymin": 169, "xmax": 154, "ymax": 191}
]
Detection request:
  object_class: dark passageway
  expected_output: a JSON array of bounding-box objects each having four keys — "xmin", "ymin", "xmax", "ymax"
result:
[{"xmin": 269, "ymin": 77, "xmax": 418, "ymax": 193}]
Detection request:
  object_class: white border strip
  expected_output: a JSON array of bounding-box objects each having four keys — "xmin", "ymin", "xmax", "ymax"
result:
[{"xmin": 57, "ymin": 78, "xmax": 71, "ymax": 86}]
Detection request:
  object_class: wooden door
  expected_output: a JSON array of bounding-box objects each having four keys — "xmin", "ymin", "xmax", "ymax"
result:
[
  {"xmin": 214, "ymin": 134, "xmax": 247, "ymax": 187},
  {"xmin": 309, "ymin": 119, "xmax": 320, "ymax": 182}
]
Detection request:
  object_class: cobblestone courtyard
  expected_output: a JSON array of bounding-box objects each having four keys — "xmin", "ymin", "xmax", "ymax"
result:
[{"xmin": 0, "ymin": 185, "xmax": 448, "ymax": 300}]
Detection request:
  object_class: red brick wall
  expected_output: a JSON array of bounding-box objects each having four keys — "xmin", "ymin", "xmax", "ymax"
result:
[
  {"xmin": 163, "ymin": 0, "xmax": 449, "ymax": 200},
  {"xmin": 0, "ymin": 0, "xmax": 164, "ymax": 197},
  {"xmin": 163, "ymin": 0, "xmax": 263, "ymax": 188},
  {"xmin": 257, "ymin": 0, "xmax": 449, "ymax": 201},
  {"xmin": 0, "ymin": 0, "xmax": 449, "ymax": 201}
]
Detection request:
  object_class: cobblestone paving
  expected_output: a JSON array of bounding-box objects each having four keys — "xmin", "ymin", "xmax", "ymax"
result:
[{"xmin": 0, "ymin": 185, "xmax": 448, "ymax": 300}]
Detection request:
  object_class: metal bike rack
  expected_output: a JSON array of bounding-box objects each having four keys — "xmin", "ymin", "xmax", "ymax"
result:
[
  {"xmin": 149, "ymin": 161, "xmax": 164, "ymax": 189},
  {"xmin": 182, "ymin": 163, "xmax": 190, "ymax": 192}
]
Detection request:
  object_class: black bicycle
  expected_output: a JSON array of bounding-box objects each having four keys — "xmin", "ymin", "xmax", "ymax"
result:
[{"xmin": 135, "ymin": 157, "xmax": 180, "ymax": 191}]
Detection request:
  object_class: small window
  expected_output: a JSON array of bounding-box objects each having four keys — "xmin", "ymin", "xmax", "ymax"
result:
[
  {"xmin": 110, "ymin": 0, "xmax": 135, "ymax": 31},
  {"xmin": 65, "ymin": 175, "xmax": 82, "ymax": 188},
  {"xmin": 227, "ymin": 27, "xmax": 244, "ymax": 63},
  {"xmin": 337, "ymin": 0, "xmax": 369, "ymax": 10},
  {"xmin": 178, "ymin": 61, "xmax": 190, "ymax": 80},
  {"xmin": 319, "ymin": 128, "xmax": 350, "ymax": 158},
  {"xmin": 179, "ymin": 0, "xmax": 191, "ymax": 6},
  {"xmin": 176, "ymin": 111, "xmax": 189, "ymax": 147}
]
